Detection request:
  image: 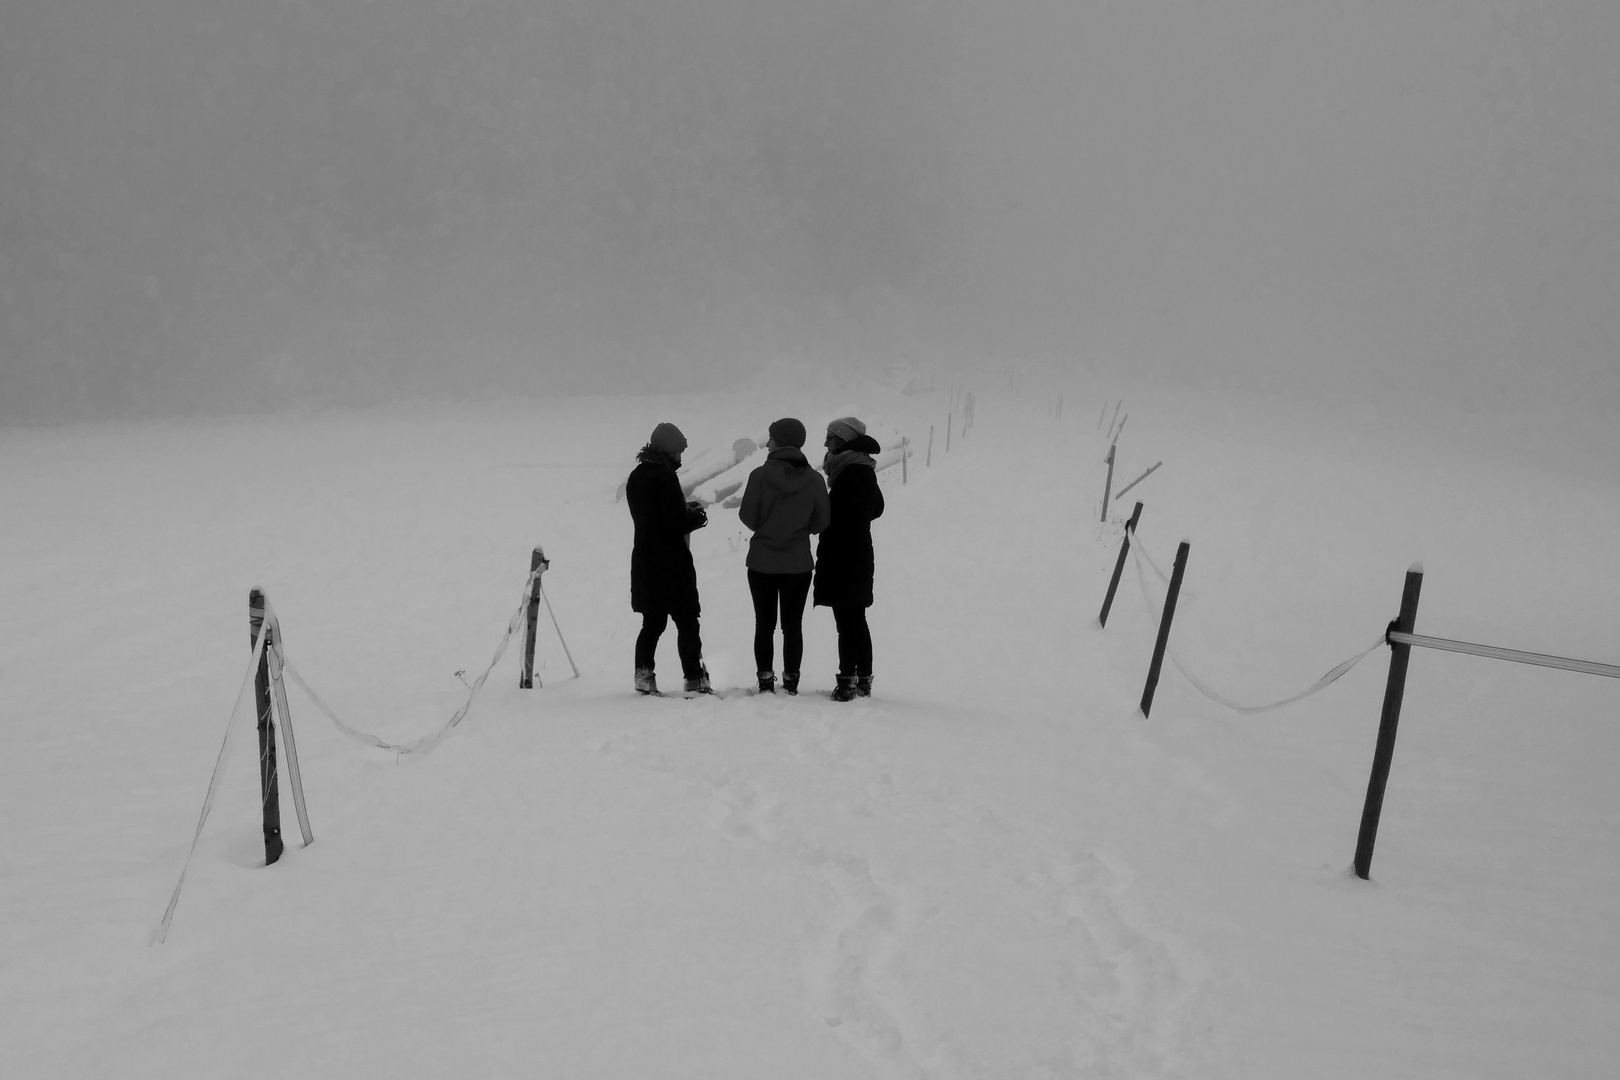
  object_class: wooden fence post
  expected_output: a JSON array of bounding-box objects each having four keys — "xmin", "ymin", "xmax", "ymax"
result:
[
  {"xmin": 926, "ymin": 425, "xmax": 934, "ymax": 467},
  {"xmin": 1098, "ymin": 502, "xmax": 1144, "ymax": 628},
  {"xmin": 1139, "ymin": 541, "xmax": 1190, "ymax": 717},
  {"xmin": 1353, "ymin": 565, "xmax": 1424, "ymax": 880},
  {"xmin": 248, "ymin": 589, "xmax": 283, "ymax": 866},
  {"xmin": 946, "ymin": 413, "xmax": 952, "ymax": 453},
  {"xmin": 901, "ymin": 437, "xmax": 908, "ymax": 484},
  {"xmin": 1100, "ymin": 444, "xmax": 1116, "ymax": 523},
  {"xmin": 521, "ymin": 547, "xmax": 548, "ymax": 689}
]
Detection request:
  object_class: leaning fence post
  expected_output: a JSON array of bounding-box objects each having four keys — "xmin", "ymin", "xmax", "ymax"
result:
[
  {"xmin": 1354, "ymin": 564, "xmax": 1424, "ymax": 880},
  {"xmin": 521, "ymin": 547, "xmax": 548, "ymax": 689},
  {"xmin": 926, "ymin": 425, "xmax": 934, "ymax": 467},
  {"xmin": 248, "ymin": 589, "xmax": 284, "ymax": 866},
  {"xmin": 901, "ymin": 437, "xmax": 908, "ymax": 484},
  {"xmin": 1100, "ymin": 444, "xmax": 1116, "ymax": 523},
  {"xmin": 1139, "ymin": 541, "xmax": 1189, "ymax": 717},
  {"xmin": 263, "ymin": 610, "xmax": 313, "ymax": 847},
  {"xmin": 1098, "ymin": 502, "xmax": 1144, "ymax": 628}
]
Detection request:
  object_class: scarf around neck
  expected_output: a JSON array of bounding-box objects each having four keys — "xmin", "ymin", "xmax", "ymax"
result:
[{"xmin": 823, "ymin": 447, "xmax": 874, "ymax": 487}]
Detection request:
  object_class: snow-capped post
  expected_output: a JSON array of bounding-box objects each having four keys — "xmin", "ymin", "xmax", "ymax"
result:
[
  {"xmin": 1098, "ymin": 502, "xmax": 1144, "ymax": 628},
  {"xmin": 1100, "ymin": 443, "xmax": 1116, "ymax": 522},
  {"xmin": 520, "ymin": 546, "xmax": 549, "ymax": 689},
  {"xmin": 1353, "ymin": 565, "xmax": 1424, "ymax": 880},
  {"xmin": 1139, "ymin": 541, "xmax": 1190, "ymax": 718},
  {"xmin": 248, "ymin": 589, "xmax": 284, "ymax": 866}
]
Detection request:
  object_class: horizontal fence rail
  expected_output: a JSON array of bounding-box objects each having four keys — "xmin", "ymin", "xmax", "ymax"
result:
[{"xmin": 1387, "ymin": 631, "xmax": 1620, "ymax": 681}]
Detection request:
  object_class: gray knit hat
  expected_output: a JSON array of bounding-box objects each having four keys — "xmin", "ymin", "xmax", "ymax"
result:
[
  {"xmin": 826, "ymin": 416, "xmax": 866, "ymax": 444},
  {"xmin": 649, "ymin": 422, "xmax": 687, "ymax": 455}
]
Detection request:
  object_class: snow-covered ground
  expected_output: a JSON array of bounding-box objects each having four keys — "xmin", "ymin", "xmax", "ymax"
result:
[{"xmin": 3, "ymin": 374, "xmax": 1617, "ymax": 1078}]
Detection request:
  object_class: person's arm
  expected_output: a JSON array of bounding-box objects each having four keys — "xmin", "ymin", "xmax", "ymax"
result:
[{"xmin": 738, "ymin": 469, "xmax": 762, "ymax": 532}]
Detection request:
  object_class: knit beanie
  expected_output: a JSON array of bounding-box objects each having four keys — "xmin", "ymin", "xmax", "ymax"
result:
[
  {"xmin": 649, "ymin": 422, "xmax": 687, "ymax": 456},
  {"xmin": 768, "ymin": 417, "xmax": 807, "ymax": 449},
  {"xmin": 826, "ymin": 416, "xmax": 866, "ymax": 444}
]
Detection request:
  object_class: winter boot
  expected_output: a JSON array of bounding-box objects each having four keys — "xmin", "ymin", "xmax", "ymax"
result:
[
  {"xmin": 684, "ymin": 665, "xmax": 714, "ymax": 695},
  {"xmin": 781, "ymin": 671, "xmax": 800, "ymax": 696},
  {"xmin": 856, "ymin": 675, "xmax": 873, "ymax": 698},
  {"xmin": 831, "ymin": 674, "xmax": 859, "ymax": 702},
  {"xmin": 635, "ymin": 667, "xmax": 659, "ymax": 696},
  {"xmin": 757, "ymin": 671, "xmax": 777, "ymax": 694}
]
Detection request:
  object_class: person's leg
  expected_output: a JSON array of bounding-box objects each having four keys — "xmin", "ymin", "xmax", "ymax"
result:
[
  {"xmin": 779, "ymin": 571, "xmax": 813, "ymax": 675},
  {"xmin": 635, "ymin": 611, "xmax": 668, "ymax": 693},
  {"xmin": 832, "ymin": 605, "xmax": 858, "ymax": 677},
  {"xmin": 673, "ymin": 612, "xmax": 706, "ymax": 684},
  {"xmin": 747, "ymin": 569, "xmax": 779, "ymax": 675}
]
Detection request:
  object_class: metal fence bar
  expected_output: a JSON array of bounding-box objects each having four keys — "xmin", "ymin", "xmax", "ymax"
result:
[{"xmin": 1387, "ymin": 631, "xmax": 1620, "ymax": 681}]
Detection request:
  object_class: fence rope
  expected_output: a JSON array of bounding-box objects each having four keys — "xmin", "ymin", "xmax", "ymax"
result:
[
  {"xmin": 1127, "ymin": 534, "xmax": 1385, "ymax": 715},
  {"xmin": 1388, "ymin": 630, "xmax": 1620, "ymax": 681},
  {"xmin": 155, "ymin": 616, "xmax": 271, "ymax": 944},
  {"xmin": 282, "ymin": 566, "xmax": 543, "ymax": 758}
]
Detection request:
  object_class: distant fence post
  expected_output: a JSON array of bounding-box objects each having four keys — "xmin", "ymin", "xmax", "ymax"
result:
[
  {"xmin": 1098, "ymin": 502, "xmax": 1144, "ymax": 628},
  {"xmin": 1100, "ymin": 444, "xmax": 1116, "ymax": 522},
  {"xmin": 248, "ymin": 589, "xmax": 284, "ymax": 866},
  {"xmin": 1353, "ymin": 565, "xmax": 1424, "ymax": 880},
  {"xmin": 926, "ymin": 425, "xmax": 934, "ymax": 467},
  {"xmin": 521, "ymin": 547, "xmax": 549, "ymax": 689},
  {"xmin": 901, "ymin": 437, "xmax": 908, "ymax": 484},
  {"xmin": 946, "ymin": 413, "xmax": 952, "ymax": 453},
  {"xmin": 1139, "ymin": 541, "xmax": 1190, "ymax": 717}
]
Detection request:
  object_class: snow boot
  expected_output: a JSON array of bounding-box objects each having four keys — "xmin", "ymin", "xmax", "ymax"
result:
[
  {"xmin": 635, "ymin": 667, "xmax": 659, "ymax": 696},
  {"xmin": 856, "ymin": 675, "xmax": 873, "ymax": 698},
  {"xmin": 831, "ymin": 674, "xmax": 858, "ymax": 702},
  {"xmin": 781, "ymin": 671, "xmax": 800, "ymax": 696},
  {"xmin": 684, "ymin": 666, "xmax": 714, "ymax": 695},
  {"xmin": 757, "ymin": 671, "xmax": 777, "ymax": 694}
]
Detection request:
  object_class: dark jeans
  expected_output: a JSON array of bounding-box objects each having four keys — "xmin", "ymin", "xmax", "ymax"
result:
[
  {"xmin": 748, "ymin": 569, "xmax": 812, "ymax": 674},
  {"xmin": 635, "ymin": 610, "xmax": 704, "ymax": 679},
  {"xmin": 832, "ymin": 604, "xmax": 873, "ymax": 678}
]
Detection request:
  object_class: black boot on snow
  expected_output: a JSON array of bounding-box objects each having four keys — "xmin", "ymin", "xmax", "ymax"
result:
[
  {"xmin": 781, "ymin": 671, "xmax": 800, "ymax": 696},
  {"xmin": 757, "ymin": 671, "xmax": 776, "ymax": 694},
  {"xmin": 635, "ymin": 668, "xmax": 659, "ymax": 695},
  {"xmin": 856, "ymin": 675, "xmax": 873, "ymax": 698},
  {"xmin": 831, "ymin": 675, "xmax": 858, "ymax": 702},
  {"xmin": 684, "ymin": 666, "xmax": 714, "ymax": 695}
]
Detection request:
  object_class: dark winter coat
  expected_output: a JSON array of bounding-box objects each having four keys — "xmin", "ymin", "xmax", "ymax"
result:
[
  {"xmin": 738, "ymin": 447, "xmax": 831, "ymax": 574},
  {"xmin": 813, "ymin": 436, "xmax": 885, "ymax": 609},
  {"xmin": 626, "ymin": 448, "xmax": 707, "ymax": 617}
]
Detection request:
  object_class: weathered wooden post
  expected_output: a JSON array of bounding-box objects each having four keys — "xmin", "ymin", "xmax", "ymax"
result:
[
  {"xmin": 1100, "ymin": 444, "xmax": 1116, "ymax": 523},
  {"xmin": 1098, "ymin": 502, "xmax": 1144, "ymax": 628},
  {"xmin": 248, "ymin": 589, "xmax": 283, "ymax": 866},
  {"xmin": 901, "ymin": 437, "xmax": 908, "ymax": 484},
  {"xmin": 1353, "ymin": 565, "xmax": 1424, "ymax": 880},
  {"xmin": 926, "ymin": 425, "xmax": 934, "ymax": 467},
  {"xmin": 520, "ymin": 546, "xmax": 549, "ymax": 689},
  {"xmin": 1139, "ymin": 541, "xmax": 1190, "ymax": 717},
  {"xmin": 946, "ymin": 413, "xmax": 952, "ymax": 453}
]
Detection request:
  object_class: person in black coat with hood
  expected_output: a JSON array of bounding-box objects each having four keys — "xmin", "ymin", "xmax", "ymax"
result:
[
  {"xmin": 625, "ymin": 422, "xmax": 710, "ymax": 694},
  {"xmin": 813, "ymin": 416, "xmax": 885, "ymax": 701}
]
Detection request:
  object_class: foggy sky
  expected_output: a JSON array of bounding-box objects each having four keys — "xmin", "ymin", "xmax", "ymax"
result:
[{"xmin": 1, "ymin": 1, "xmax": 1615, "ymax": 424}]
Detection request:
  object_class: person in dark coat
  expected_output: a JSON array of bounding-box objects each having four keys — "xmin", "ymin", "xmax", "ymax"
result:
[
  {"xmin": 738, "ymin": 417, "xmax": 831, "ymax": 695},
  {"xmin": 626, "ymin": 421, "xmax": 711, "ymax": 694},
  {"xmin": 813, "ymin": 416, "xmax": 885, "ymax": 701}
]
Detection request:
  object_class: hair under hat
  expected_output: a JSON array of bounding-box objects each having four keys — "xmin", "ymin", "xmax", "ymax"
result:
[
  {"xmin": 825, "ymin": 416, "xmax": 866, "ymax": 445},
  {"xmin": 649, "ymin": 422, "xmax": 687, "ymax": 455},
  {"xmin": 768, "ymin": 417, "xmax": 807, "ymax": 449}
]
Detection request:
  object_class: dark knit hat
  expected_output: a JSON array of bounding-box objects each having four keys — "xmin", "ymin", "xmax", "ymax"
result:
[
  {"xmin": 649, "ymin": 422, "xmax": 687, "ymax": 455},
  {"xmin": 768, "ymin": 417, "xmax": 807, "ymax": 449},
  {"xmin": 826, "ymin": 416, "xmax": 866, "ymax": 444}
]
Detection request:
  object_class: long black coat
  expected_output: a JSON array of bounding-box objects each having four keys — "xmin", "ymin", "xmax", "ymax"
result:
[
  {"xmin": 813, "ymin": 455, "xmax": 884, "ymax": 609},
  {"xmin": 626, "ymin": 452, "xmax": 706, "ymax": 617}
]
